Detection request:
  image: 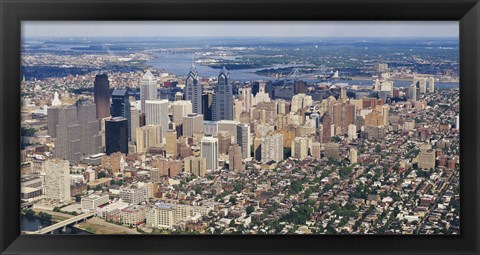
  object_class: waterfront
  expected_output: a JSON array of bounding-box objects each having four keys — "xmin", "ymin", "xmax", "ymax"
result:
[
  {"xmin": 21, "ymin": 215, "xmax": 91, "ymax": 234},
  {"xmin": 148, "ymin": 52, "xmax": 459, "ymax": 89}
]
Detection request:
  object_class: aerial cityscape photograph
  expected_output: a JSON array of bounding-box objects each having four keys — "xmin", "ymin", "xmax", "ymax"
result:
[{"xmin": 19, "ymin": 21, "xmax": 460, "ymax": 235}]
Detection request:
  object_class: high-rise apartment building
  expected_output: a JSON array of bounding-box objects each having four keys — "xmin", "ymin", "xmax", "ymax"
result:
[
  {"xmin": 44, "ymin": 159, "xmax": 71, "ymax": 202},
  {"xmin": 261, "ymin": 133, "xmax": 284, "ymax": 163}
]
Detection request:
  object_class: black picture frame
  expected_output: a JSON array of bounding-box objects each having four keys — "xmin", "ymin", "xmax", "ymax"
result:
[{"xmin": 1, "ymin": 0, "xmax": 479, "ymax": 254}]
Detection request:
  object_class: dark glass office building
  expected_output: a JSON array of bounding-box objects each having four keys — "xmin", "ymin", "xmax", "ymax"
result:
[
  {"xmin": 93, "ymin": 74, "xmax": 110, "ymax": 119},
  {"xmin": 105, "ymin": 117, "xmax": 128, "ymax": 155},
  {"xmin": 111, "ymin": 89, "xmax": 131, "ymax": 141}
]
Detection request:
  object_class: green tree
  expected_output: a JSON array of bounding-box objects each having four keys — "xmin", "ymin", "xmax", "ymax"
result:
[{"xmin": 246, "ymin": 205, "xmax": 255, "ymax": 215}]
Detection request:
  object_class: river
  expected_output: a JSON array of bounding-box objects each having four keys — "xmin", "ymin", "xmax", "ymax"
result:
[
  {"xmin": 147, "ymin": 53, "xmax": 459, "ymax": 89},
  {"xmin": 21, "ymin": 215, "xmax": 91, "ymax": 234}
]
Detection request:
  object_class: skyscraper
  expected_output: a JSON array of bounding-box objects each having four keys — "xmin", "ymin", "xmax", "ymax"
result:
[
  {"xmin": 145, "ymin": 99, "xmax": 169, "ymax": 138},
  {"xmin": 228, "ymin": 144, "xmax": 243, "ymax": 172},
  {"xmin": 236, "ymin": 123, "xmax": 251, "ymax": 159},
  {"xmin": 409, "ymin": 84, "xmax": 417, "ymax": 101},
  {"xmin": 170, "ymin": 100, "xmax": 192, "ymax": 134},
  {"xmin": 54, "ymin": 102, "xmax": 102, "ymax": 163},
  {"xmin": 93, "ymin": 74, "xmax": 110, "ymax": 119},
  {"xmin": 111, "ymin": 89, "xmax": 131, "ymax": 141},
  {"xmin": 165, "ymin": 130, "xmax": 178, "ymax": 157},
  {"xmin": 212, "ymin": 67, "xmax": 233, "ymax": 121},
  {"xmin": 201, "ymin": 136, "xmax": 218, "ymax": 171},
  {"xmin": 183, "ymin": 113, "xmax": 204, "ymax": 138},
  {"xmin": 201, "ymin": 91, "xmax": 213, "ymax": 121},
  {"xmin": 238, "ymin": 86, "xmax": 252, "ymax": 113},
  {"xmin": 130, "ymin": 106, "xmax": 140, "ymax": 143},
  {"xmin": 140, "ymin": 70, "xmax": 158, "ymax": 112},
  {"xmin": 322, "ymin": 112, "xmax": 333, "ymax": 143},
  {"xmin": 135, "ymin": 125, "xmax": 162, "ymax": 153},
  {"xmin": 44, "ymin": 159, "xmax": 71, "ymax": 202},
  {"xmin": 185, "ymin": 65, "xmax": 202, "ymax": 114},
  {"xmin": 291, "ymin": 136, "xmax": 310, "ymax": 160},
  {"xmin": 105, "ymin": 117, "xmax": 129, "ymax": 155}
]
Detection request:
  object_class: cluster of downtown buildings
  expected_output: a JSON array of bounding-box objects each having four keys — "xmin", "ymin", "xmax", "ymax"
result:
[{"xmin": 20, "ymin": 62, "xmax": 460, "ymax": 234}]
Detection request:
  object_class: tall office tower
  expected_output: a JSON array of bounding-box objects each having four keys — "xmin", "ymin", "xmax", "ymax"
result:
[
  {"xmin": 93, "ymin": 74, "xmax": 111, "ymax": 119},
  {"xmin": 54, "ymin": 103, "xmax": 102, "ymax": 163},
  {"xmin": 456, "ymin": 115, "xmax": 460, "ymax": 130},
  {"xmin": 291, "ymin": 93, "xmax": 313, "ymax": 112},
  {"xmin": 348, "ymin": 124, "xmax": 357, "ymax": 140},
  {"xmin": 145, "ymin": 99, "xmax": 169, "ymax": 138},
  {"xmin": 349, "ymin": 147, "xmax": 358, "ymax": 165},
  {"xmin": 185, "ymin": 65, "xmax": 202, "ymax": 114},
  {"xmin": 47, "ymin": 106, "xmax": 60, "ymax": 138},
  {"xmin": 165, "ymin": 130, "xmax": 178, "ymax": 157},
  {"xmin": 111, "ymin": 89, "xmax": 131, "ymax": 141},
  {"xmin": 201, "ymin": 91, "xmax": 214, "ymax": 121},
  {"xmin": 184, "ymin": 156, "xmax": 207, "ymax": 177},
  {"xmin": 171, "ymin": 100, "xmax": 192, "ymax": 135},
  {"xmin": 324, "ymin": 143, "xmax": 340, "ymax": 159},
  {"xmin": 408, "ymin": 84, "xmax": 417, "ymax": 101},
  {"xmin": 428, "ymin": 77, "xmax": 435, "ymax": 93},
  {"xmin": 261, "ymin": 133, "xmax": 284, "ymax": 163},
  {"xmin": 291, "ymin": 136, "xmax": 309, "ymax": 160},
  {"xmin": 228, "ymin": 144, "xmax": 243, "ymax": 172},
  {"xmin": 201, "ymin": 136, "xmax": 218, "ymax": 171},
  {"xmin": 212, "ymin": 67, "xmax": 233, "ymax": 121},
  {"xmin": 44, "ymin": 159, "xmax": 71, "ymax": 202},
  {"xmin": 183, "ymin": 113, "xmax": 204, "ymax": 138},
  {"xmin": 135, "ymin": 125, "xmax": 162, "ymax": 154},
  {"xmin": 130, "ymin": 106, "xmax": 140, "ymax": 143},
  {"xmin": 238, "ymin": 86, "xmax": 252, "ymax": 113},
  {"xmin": 105, "ymin": 117, "xmax": 129, "ymax": 155},
  {"xmin": 140, "ymin": 70, "xmax": 158, "ymax": 112},
  {"xmin": 76, "ymin": 100, "xmax": 103, "ymax": 155},
  {"xmin": 217, "ymin": 120, "xmax": 240, "ymax": 143},
  {"xmin": 236, "ymin": 123, "xmax": 251, "ymax": 159},
  {"xmin": 322, "ymin": 112, "xmax": 333, "ymax": 143},
  {"xmin": 332, "ymin": 103, "xmax": 356, "ymax": 135}
]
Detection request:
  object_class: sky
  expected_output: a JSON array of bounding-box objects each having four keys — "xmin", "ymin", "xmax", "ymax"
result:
[{"xmin": 22, "ymin": 21, "xmax": 459, "ymax": 38}]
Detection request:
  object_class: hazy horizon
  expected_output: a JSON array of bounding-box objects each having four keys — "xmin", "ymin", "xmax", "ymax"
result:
[{"xmin": 22, "ymin": 21, "xmax": 459, "ymax": 38}]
